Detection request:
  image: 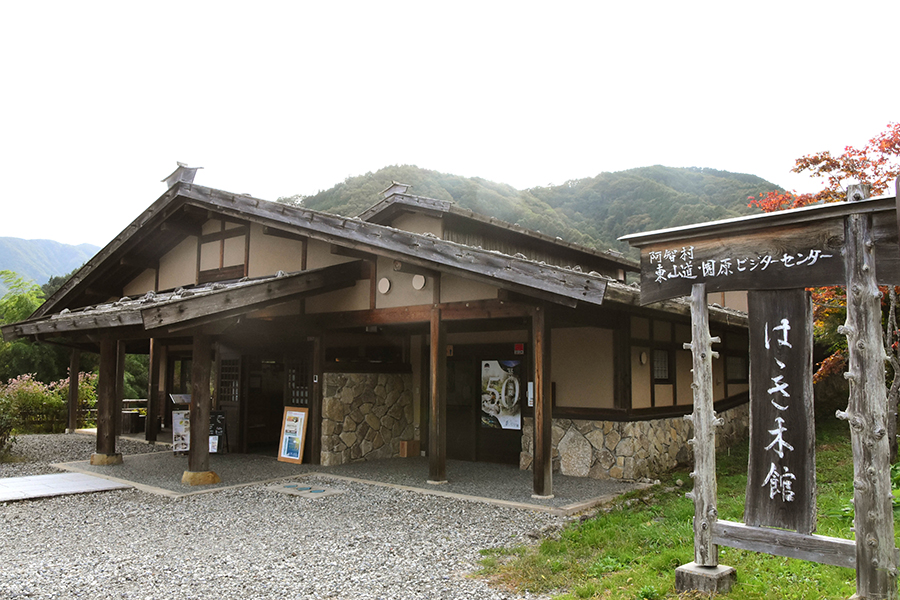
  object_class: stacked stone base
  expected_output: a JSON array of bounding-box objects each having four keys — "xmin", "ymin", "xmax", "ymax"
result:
[
  {"xmin": 320, "ymin": 373, "xmax": 414, "ymax": 467},
  {"xmin": 521, "ymin": 403, "xmax": 749, "ymax": 480}
]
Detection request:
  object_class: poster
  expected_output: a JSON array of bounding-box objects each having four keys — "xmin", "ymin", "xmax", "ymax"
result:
[
  {"xmin": 481, "ymin": 360, "xmax": 522, "ymax": 430},
  {"xmin": 171, "ymin": 410, "xmax": 227, "ymax": 453},
  {"xmin": 172, "ymin": 410, "xmax": 190, "ymax": 452},
  {"xmin": 277, "ymin": 407, "xmax": 309, "ymax": 464}
]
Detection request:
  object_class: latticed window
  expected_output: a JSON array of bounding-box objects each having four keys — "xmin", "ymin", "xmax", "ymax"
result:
[
  {"xmin": 653, "ymin": 349, "xmax": 670, "ymax": 381},
  {"xmin": 286, "ymin": 360, "xmax": 310, "ymax": 406},
  {"xmin": 219, "ymin": 359, "xmax": 240, "ymax": 403}
]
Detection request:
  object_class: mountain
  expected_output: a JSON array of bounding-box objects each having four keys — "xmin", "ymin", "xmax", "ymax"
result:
[
  {"xmin": 295, "ymin": 165, "xmax": 776, "ymax": 258},
  {"xmin": 0, "ymin": 238, "xmax": 100, "ymax": 296}
]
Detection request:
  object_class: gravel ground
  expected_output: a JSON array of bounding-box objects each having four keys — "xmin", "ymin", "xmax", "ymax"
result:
[{"xmin": 1, "ymin": 434, "xmax": 566, "ymax": 599}]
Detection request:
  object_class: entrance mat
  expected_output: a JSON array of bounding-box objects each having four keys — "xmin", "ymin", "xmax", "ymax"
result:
[{"xmin": 267, "ymin": 482, "xmax": 345, "ymax": 499}]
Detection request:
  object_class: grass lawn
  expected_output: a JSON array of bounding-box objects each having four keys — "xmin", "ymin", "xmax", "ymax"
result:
[{"xmin": 476, "ymin": 418, "xmax": 893, "ymax": 599}]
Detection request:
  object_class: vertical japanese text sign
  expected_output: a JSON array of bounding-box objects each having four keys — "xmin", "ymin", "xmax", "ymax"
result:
[{"xmin": 745, "ymin": 289, "xmax": 816, "ymax": 534}]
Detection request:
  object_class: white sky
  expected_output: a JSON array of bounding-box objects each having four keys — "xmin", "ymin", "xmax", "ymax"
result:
[{"xmin": 1, "ymin": 1, "xmax": 897, "ymax": 246}]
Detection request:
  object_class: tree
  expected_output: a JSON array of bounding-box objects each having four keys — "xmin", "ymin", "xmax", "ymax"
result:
[
  {"xmin": 0, "ymin": 271, "xmax": 72, "ymax": 383},
  {"xmin": 749, "ymin": 122, "xmax": 900, "ymax": 212},
  {"xmin": 749, "ymin": 123, "xmax": 900, "ymax": 457}
]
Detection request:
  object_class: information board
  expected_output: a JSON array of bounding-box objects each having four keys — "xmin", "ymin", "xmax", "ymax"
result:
[
  {"xmin": 277, "ymin": 407, "xmax": 308, "ymax": 464},
  {"xmin": 171, "ymin": 409, "xmax": 228, "ymax": 454}
]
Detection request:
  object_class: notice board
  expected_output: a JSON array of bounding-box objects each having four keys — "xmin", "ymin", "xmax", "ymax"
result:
[{"xmin": 277, "ymin": 407, "xmax": 309, "ymax": 464}]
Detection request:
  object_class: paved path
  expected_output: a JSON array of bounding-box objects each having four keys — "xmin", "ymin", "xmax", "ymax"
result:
[{"xmin": 0, "ymin": 472, "xmax": 130, "ymax": 501}]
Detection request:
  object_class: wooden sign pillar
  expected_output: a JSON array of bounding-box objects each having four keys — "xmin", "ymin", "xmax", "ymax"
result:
[
  {"xmin": 840, "ymin": 184, "xmax": 898, "ymax": 599},
  {"xmin": 684, "ymin": 283, "xmax": 722, "ymax": 566}
]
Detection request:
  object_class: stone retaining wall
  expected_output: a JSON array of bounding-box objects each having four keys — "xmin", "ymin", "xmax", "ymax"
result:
[
  {"xmin": 320, "ymin": 372, "xmax": 414, "ymax": 466},
  {"xmin": 519, "ymin": 403, "xmax": 749, "ymax": 480}
]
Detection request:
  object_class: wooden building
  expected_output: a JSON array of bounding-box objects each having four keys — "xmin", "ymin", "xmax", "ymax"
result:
[{"xmin": 2, "ymin": 166, "xmax": 750, "ymax": 494}]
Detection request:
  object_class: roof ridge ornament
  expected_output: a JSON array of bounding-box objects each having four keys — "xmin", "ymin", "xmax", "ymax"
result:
[{"xmin": 162, "ymin": 162, "xmax": 202, "ymax": 189}]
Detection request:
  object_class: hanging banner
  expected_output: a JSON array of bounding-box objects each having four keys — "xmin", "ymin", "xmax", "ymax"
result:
[
  {"xmin": 481, "ymin": 360, "xmax": 522, "ymax": 430},
  {"xmin": 744, "ymin": 289, "xmax": 816, "ymax": 534},
  {"xmin": 278, "ymin": 407, "xmax": 309, "ymax": 464}
]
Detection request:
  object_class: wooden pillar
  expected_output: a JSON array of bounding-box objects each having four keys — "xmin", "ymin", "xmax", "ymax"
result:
[
  {"xmin": 146, "ymin": 338, "xmax": 161, "ymax": 442},
  {"xmin": 116, "ymin": 341, "xmax": 126, "ymax": 435},
  {"xmin": 309, "ymin": 335, "xmax": 323, "ymax": 464},
  {"xmin": 91, "ymin": 338, "xmax": 122, "ymax": 465},
  {"xmin": 428, "ymin": 306, "xmax": 447, "ymax": 484},
  {"xmin": 66, "ymin": 349, "xmax": 80, "ymax": 433},
  {"xmin": 182, "ymin": 333, "xmax": 220, "ymax": 486},
  {"xmin": 841, "ymin": 184, "xmax": 898, "ymax": 600},
  {"xmin": 685, "ymin": 283, "xmax": 720, "ymax": 567},
  {"xmin": 532, "ymin": 305, "xmax": 553, "ymax": 497}
]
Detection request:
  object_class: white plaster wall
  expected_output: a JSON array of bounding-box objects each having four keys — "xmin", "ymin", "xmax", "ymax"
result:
[
  {"xmin": 123, "ymin": 268, "xmax": 156, "ymax": 297},
  {"xmin": 551, "ymin": 327, "xmax": 615, "ymax": 409},
  {"xmin": 439, "ymin": 274, "xmax": 497, "ymax": 303},
  {"xmin": 158, "ymin": 237, "xmax": 197, "ymax": 291},
  {"xmin": 375, "ymin": 257, "xmax": 433, "ymax": 309},
  {"xmin": 247, "ymin": 223, "xmax": 305, "ymax": 277}
]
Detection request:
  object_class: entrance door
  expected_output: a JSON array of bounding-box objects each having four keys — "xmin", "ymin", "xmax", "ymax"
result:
[
  {"xmin": 444, "ymin": 351, "xmax": 524, "ymax": 465},
  {"xmin": 246, "ymin": 357, "xmax": 285, "ymax": 449},
  {"xmin": 216, "ymin": 347, "xmax": 242, "ymax": 453}
]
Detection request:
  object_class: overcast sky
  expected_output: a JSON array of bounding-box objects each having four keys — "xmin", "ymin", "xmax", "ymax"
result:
[{"xmin": 1, "ymin": 1, "xmax": 897, "ymax": 246}]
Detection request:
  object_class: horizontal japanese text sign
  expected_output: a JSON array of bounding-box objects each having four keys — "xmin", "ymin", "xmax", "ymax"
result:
[{"xmin": 637, "ymin": 211, "xmax": 900, "ymax": 304}]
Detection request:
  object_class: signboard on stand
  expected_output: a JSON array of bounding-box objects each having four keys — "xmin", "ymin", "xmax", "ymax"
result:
[
  {"xmin": 170, "ymin": 408, "xmax": 228, "ymax": 454},
  {"xmin": 277, "ymin": 407, "xmax": 309, "ymax": 464}
]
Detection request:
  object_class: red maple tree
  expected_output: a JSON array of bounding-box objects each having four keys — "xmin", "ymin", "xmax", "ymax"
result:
[{"xmin": 748, "ymin": 122, "xmax": 900, "ymax": 213}]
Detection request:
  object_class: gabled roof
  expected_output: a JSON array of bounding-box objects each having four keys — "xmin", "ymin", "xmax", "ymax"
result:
[
  {"xmin": 358, "ymin": 192, "xmax": 639, "ymax": 272},
  {"xmin": 32, "ymin": 181, "xmax": 612, "ymax": 324}
]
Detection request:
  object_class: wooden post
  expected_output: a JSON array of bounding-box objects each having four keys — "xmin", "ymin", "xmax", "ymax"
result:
[
  {"xmin": 66, "ymin": 349, "xmax": 80, "ymax": 433},
  {"xmin": 309, "ymin": 335, "xmax": 323, "ymax": 464},
  {"xmin": 91, "ymin": 338, "xmax": 122, "ymax": 465},
  {"xmin": 686, "ymin": 283, "xmax": 721, "ymax": 567},
  {"xmin": 146, "ymin": 338, "xmax": 161, "ymax": 442},
  {"xmin": 116, "ymin": 341, "xmax": 126, "ymax": 436},
  {"xmin": 428, "ymin": 306, "xmax": 447, "ymax": 484},
  {"xmin": 182, "ymin": 333, "xmax": 220, "ymax": 485},
  {"xmin": 532, "ymin": 304, "xmax": 553, "ymax": 497},
  {"xmin": 841, "ymin": 184, "xmax": 898, "ymax": 600}
]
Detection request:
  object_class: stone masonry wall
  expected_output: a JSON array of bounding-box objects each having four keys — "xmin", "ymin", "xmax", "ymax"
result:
[
  {"xmin": 320, "ymin": 372, "xmax": 414, "ymax": 467},
  {"xmin": 520, "ymin": 403, "xmax": 749, "ymax": 480}
]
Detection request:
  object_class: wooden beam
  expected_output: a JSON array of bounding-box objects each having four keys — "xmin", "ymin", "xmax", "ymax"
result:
[
  {"xmin": 532, "ymin": 305, "xmax": 552, "ymax": 497},
  {"xmin": 263, "ymin": 226, "xmax": 307, "ymax": 243},
  {"xmin": 199, "ymin": 225, "xmax": 248, "ymax": 244},
  {"xmin": 713, "ymin": 520, "xmax": 856, "ymax": 569},
  {"xmin": 160, "ymin": 221, "xmax": 200, "ymax": 237},
  {"xmin": 331, "ymin": 244, "xmax": 377, "ymax": 261},
  {"xmin": 143, "ymin": 261, "xmax": 366, "ymax": 331},
  {"xmin": 392, "ymin": 260, "xmax": 438, "ymax": 278},
  {"xmin": 66, "ymin": 349, "xmax": 80, "ymax": 433},
  {"xmin": 428, "ymin": 306, "xmax": 447, "ymax": 483}
]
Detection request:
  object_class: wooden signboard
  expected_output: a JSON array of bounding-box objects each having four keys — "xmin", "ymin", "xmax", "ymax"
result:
[
  {"xmin": 277, "ymin": 406, "xmax": 309, "ymax": 464},
  {"xmin": 744, "ymin": 290, "xmax": 816, "ymax": 534},
  {"xmin": 624, "ymin": 196, "xmax": 900, "ymax": 305}
]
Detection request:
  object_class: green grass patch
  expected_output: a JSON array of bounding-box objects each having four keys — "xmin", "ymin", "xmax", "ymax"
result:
[{"xmin": 476, "ymin": 418, "xmax": 886, "ymax": 599}]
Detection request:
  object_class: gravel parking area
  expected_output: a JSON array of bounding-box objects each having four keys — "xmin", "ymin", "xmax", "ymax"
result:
[{"xmin": 1, "ymin": 434, "xmax": 565, "ymax": 599}]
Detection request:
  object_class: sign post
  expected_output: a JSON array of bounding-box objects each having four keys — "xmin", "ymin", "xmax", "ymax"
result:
[{"xmin": 622, "ymin": 182, "xmax": 900, "ymax": 599}]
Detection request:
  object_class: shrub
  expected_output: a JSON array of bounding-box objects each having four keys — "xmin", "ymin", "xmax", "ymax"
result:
[
  {"xmin": 0, "ymin": 395, "xmax": 15, "ymax": 457},
  {"xmin": 0, "ymin": 372, "xmax": 98, "ymax": 433}
]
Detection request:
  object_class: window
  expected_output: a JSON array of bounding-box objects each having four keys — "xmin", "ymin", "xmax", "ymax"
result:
[{"xmin": 653, "ymin": 349, "xmax": 670, "ymax": 381}]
